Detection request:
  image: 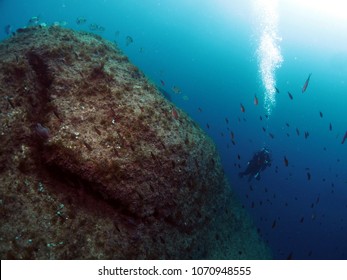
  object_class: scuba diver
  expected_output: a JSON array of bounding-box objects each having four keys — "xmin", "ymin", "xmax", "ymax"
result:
[{"xmin": 239, "ymin": 148, "xmax": 272, "ymax": 182}]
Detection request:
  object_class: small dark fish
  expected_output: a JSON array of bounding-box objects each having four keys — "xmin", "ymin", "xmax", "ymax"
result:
[
  {"xmin": 76, "ymin": 17, "xmax": 87, "ymax": 25},
  {"xmin": 307, "ymin": 172, "xmax": 311, "ymax": 180},
  {"xmin": 300, "ymin": 217, "xmax": 304, "ymax": 223},
  {"xmin": 230, "ymin": 131, "xmax": 234, "ymax": 140},
  {"xmin": 171, "ymin": 85, "xmax": 181, "ymax": 94},
  {"xmin": 304, "ymin": 131, "xmax": 309, "ymax": 139},
  {"xmin": 271, "ymin": 220, "xmax": 276, "ymax": 229},
  {"xmin": 284, "ymin": 156, "xmax": 289, "ymax": 167},
  {"xmin": 237, "ymin": 154, "xmax": 241, "ymax": 160},
  {"xmin": 260, "ymin": 116, "xmax": 263, "ymax": 121},
  {"xmin": 158, "ymin": 87, "xmax": 171, "ymax": 101},
  {"xmin": 329, "ymin": 123, "xmax": 332, "ymax": 131},
  {"xmin": 206, "ymin": 123, "xmax": 210, "ymax": 129},
  {"xmin": 275, "ymin": 86, "xmax": 280, "ymax": 93},
  {"xmin": 319, "ymin": 111, "xmax": 323, "ymax": 118},
  {"xmin": 5, "ymin": 24, "xmax": 12, "ymax": 35},
  {"xmin": 296, "ymin": 128, "xmax": 300, "ymax": 136},
  {"xmin": 240, "ymin": 103, "xmax": 245, "ymax": 113},
  {"xmin": 28, "ymin": 16, "xmax": 40, "ymax": 25},
  {"xmin": 198, "ymin": 107, "xmax": 203, "ymax": 112},
  {"xmin": 254, "ymin": 94, "xmax": 258, "ymax": 106},
  {"xmin": 341, "ymin": 131, "xmax": 347, "ymax": 144},
  {"xmin": 316, "ymin": 195, "xmax": 320, "ymax": 204},
  {"xmin": 89, "ymin": 23, "xmax": 105, "ymax": 32},
  {"xmin": 16, "ymin": 28, "xmax": 27, "ymax": 33},
  {"xmin": 160, "ymin": 79, "xmax": 165, "ymax": 86},
  {"xmin": 262, "ymin": 127, "xmax": 266, "ymax": 132},
  {"xmin": 225, "ymin": 117, "xmax": 229, "ymax": 124},
  {"xmin": 269, "ymin": 132, "xmax": 275, "ymax": 139},
  {"xmin": 125, "ymin": 35, "xmax": 133, "ymax": 46},
  {"xmin": 288, "ymin": 91, "xmax": 293, "ymax": 100},
  {"xmin": 285, "ymin": 122, "xmax": 290, "ymax": 127},
  {"xmin": 302, "ymin": 73, "xmax": 312, "ymax": 93}
]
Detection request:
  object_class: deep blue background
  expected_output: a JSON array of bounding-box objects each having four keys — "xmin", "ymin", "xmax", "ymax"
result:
[{"xmin": 1, "ymin": 0, "xmax": 347, "ymax": 259}]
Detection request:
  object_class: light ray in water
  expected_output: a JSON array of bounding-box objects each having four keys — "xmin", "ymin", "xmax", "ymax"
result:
[{"xmin": 255, "ymin": 0, "xmax": 283, "ymax": 115}]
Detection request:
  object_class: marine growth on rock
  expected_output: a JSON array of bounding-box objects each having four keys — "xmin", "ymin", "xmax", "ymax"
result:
[{"xmin": 0, "ymin": 26, "xmax": 270, "ymax": 260}]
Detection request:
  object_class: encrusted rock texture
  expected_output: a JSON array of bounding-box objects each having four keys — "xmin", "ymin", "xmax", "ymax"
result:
[{"xmin": 0, "ymin": 26, "xmax": 271, "ymax": 259}]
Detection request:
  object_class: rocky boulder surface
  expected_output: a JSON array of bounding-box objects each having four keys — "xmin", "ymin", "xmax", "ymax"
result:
[{"xmin": 0, "ymin": 26, "xmax": 271, "ymax": 259}]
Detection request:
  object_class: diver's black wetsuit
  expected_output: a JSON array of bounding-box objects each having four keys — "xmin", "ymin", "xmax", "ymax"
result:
[{"xmin": 239, "ymin": 148, "xmax": 271, "ymax": 182}]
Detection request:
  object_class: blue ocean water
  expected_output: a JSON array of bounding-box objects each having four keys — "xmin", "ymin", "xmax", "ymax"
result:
[{"xmin": 1, "ymin": 0, "xmax": 346, "ymax": 260}]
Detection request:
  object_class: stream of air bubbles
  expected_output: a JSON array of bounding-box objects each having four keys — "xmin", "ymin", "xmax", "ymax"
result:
[{"xmin": 255, "ymin": 0, "xmax": 283, "ymax": 115}]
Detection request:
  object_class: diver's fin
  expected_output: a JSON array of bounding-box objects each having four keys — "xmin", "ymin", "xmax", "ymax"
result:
[{"xmin": 255, "ymin": 172, "xmax": 261, "ymax": 180}]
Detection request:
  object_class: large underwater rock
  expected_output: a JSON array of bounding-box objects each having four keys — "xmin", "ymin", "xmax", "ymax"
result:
[{"xmin": 0, "ymin": 26, "xmax": 271, "ymax": 259}]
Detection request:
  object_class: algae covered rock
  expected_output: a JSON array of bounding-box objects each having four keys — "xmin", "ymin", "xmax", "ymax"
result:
[{"xmin": 0, "ymin": 26, "xmax": 271, "ymax": 259}]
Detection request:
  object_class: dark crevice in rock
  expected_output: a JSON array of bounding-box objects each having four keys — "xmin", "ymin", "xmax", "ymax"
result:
[
  {"xmin": 45, "ymin": 163, "xmax": 141, "ymax": 222},
  {"xmin": 24, "ymin": 51, "xmax": 56, "ymax": 126},
  {"xmin": 26, "ymin": 51, "xmax": 53, "ymax": 88}
]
